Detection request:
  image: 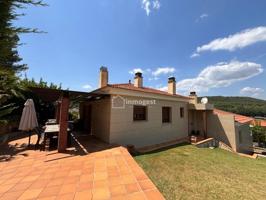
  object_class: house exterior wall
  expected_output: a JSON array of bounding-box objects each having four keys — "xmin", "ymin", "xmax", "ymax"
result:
[
  {"xmin": 207, "ymin": 113, "xmax": 238, "ymax": 151},
  {"xmin": 235, "ymin": 123, "xmax": 253, "ymax": 153},
  {"xmin": 189, "ymin": 111, "xmax": 204, "ymax": 135},
  {"xmin": 84, "ymin": 97, "xmax": 111, "ymax": 143},
  {"xmin": 109, "ymin": 95, "xmax": 189, "ymax": 148}
]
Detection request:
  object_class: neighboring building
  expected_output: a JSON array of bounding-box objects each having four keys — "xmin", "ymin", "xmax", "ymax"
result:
[
  {"xmin": 252, "ymin": 119, "xmax": 266, "ymax": 127},
  {"xmin": 211, "ymin": 109, "xmax": 253, "ymax": 153},
  {"xmin": 79, "ymin": 67, "xmax": 254, "ymax": 153},
  {"xmin": 260, "ymin": 120, "xmax": 266, "ymax": 127}
]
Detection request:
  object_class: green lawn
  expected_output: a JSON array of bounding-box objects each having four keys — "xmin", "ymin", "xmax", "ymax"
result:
[{"xmin": 134, "ymin": 144, "xmax": 266, "ymax": 200}]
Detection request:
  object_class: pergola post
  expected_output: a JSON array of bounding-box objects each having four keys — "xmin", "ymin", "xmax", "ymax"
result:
[
  {"xmin": 55, "ymin": 101, "xmax": 61, "ymax": 124},
  {"xmin": 58, "ymin": 91, "xmax": 69, "ymax": 153},
  {"xmin": 203, "ymin": 111, "xmax": 207, "ymax": 139}
]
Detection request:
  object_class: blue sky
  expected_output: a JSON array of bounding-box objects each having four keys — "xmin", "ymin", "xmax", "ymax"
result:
[{"xmin": 17, "ymin": 0, "xmax": 266, "ymax": 99}]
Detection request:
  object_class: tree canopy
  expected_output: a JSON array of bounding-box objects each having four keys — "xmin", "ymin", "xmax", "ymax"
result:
[
  {"xmin": 204, "ymin": 96, "xmax": 266, "ymax": 117},
  {"xmin": 0, "ymin": 0, "xmax": 46, "ymax": 73},
  {"xmin": 0, "ymin": 0, "xmax": 46, "ymax": 124}
]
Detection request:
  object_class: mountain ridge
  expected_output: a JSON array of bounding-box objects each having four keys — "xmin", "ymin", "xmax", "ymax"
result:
[{"xmin": 199, "ymin": 96, "xmax": 266, "ymax": 117}]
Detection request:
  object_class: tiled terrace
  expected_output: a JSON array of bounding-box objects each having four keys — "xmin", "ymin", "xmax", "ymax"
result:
[{"xmin": 0, "ymin": 134, "xmax": 164, "ymax": 200}]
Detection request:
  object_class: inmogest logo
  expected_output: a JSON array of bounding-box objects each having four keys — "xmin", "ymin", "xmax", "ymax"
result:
[
  {"xmin": 112, "ymin": 95, "xmax": 125, "ymax": 109},
  {"xmin": 112, "ymin": 95, "xmax": 156, "ymax": 109}
]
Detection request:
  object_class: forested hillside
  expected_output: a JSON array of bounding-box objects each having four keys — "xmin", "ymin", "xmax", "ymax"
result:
[{"xmin": 201, "ymin": 96, "xmax": 266, "ymax": 117}]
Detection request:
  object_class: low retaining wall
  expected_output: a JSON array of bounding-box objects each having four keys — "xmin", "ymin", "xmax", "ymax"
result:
[
  {"xmin": 218, "ymin": 141, "xmax": 234, "ymax": 152},
  {"xmin": 136, "ymin": 137, "xmax": 190, "ymax": 153},
  {"xmin": 194, "ymin": 138, "xmax": 218, "ymax": 148}
]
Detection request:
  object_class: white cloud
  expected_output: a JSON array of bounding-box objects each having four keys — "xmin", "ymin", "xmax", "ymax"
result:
[
  {"xmin": 200, "ymin": 13, "xmax": 208, "ymax": 19},
  {"xmin": 175, "ymin": 60, "xmax": 263, "ymax": 93},
  {"xmin": 148, "ymin": 77, "xmax": 159, "ymax": 81},
  {"xmin": 240, "ymin": 87, "xmax": 264, "ymax": 97},
  {"xmin": 82, "ymin": 84, "xmax": 92, "ymax": 89},
  {"xmin": 158, "ymin": 86, "xmax": 167, "ymax": 91},
  {"xmin": 192, "ymin": 26, "xmax": 266, "ymax": 57},
  {"xmin": 190, "ymin": 53, "xmax": 200, "ymax": 58},
  {"xmin": 153, "ymin": 0, "xmax": 160, "ymax": 9},
  {"xmin": 129, "ymin": 68, "xmax": 144, "ymax": 74},
  {"xmin": 141, "ymin": 0, "xmax": 160, "ymax": 16},
  {"xmin": 195, "ymin": 13, "xmax": 209, "ymax": 23},
  {"xmin": 152, "ymin": 67, "xmax": 175, "ymax": 76}
]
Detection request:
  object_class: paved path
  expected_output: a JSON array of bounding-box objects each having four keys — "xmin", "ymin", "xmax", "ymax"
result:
[{"xmin": 0, "ymin": 135, "xmax": 164, "ymax": 200}]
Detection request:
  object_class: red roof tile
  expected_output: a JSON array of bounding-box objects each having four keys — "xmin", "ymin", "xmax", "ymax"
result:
[
  {"xmin": 108, "ymin": 83, "xmax": 191, "ymax": 99},
  {"xmin": 260, "ymin": 120, "xmax": 266, "ymax": 127},
  {"xmin": 213, "ymin": 109, "xmax": 254, "ymax": 124}
]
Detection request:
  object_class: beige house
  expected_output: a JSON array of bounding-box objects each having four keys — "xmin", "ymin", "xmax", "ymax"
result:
[{"xmin": 80, "ymin": 67, "xmax": 253, "ymax": 153}]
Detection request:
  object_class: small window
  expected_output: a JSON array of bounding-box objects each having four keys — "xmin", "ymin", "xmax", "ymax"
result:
[
  {"xmin": 162, "ymin": 107, "xmax": 171, "ymax": 123},
  {"xmin": 239, "ymin": 131, "xmax": 242, "ymax": 144},
  {"xmin": 180, "ymin": 107, "xmax": 184, "ymax": 118},
  {"xmin": 133, "ymin": 106, "xmax": 147, "ymax": 121}
]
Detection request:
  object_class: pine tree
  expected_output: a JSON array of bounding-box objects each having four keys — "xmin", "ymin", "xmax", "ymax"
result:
[
  {"xmin": 0, "ymin": 0, "xmax": 46, "ymax": 124},
  {"xmin": 0, "ymin": 0, "xmax": 46, "ymax": 74}
]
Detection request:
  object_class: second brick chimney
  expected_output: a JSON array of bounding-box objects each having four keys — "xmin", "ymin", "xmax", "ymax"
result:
[
  {"xmin": 134, "ymin": 72, "xmax": 143, "ymax": 88},
  {"xmin": 99, "ymin": 66, "xmax": 108, "ymax": 88},
  {"xmin": 189, "ymin": 91, "xmax": 198, "ymax": 104},
  {"xmin": 168, "ymin": 77, "xmax": 176, "ymax": 95}
]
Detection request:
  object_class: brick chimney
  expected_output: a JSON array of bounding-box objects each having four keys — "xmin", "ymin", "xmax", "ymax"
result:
[
  {"xmin": 99, "ymin": 66, "xmax": 108, "ymax": 88},
  {"xmin": 168, "ymin": 77, "xmax": 176, "ymax": 95},
  {"xmin": 189, "ymin": 91, "xmax": 198, "ymax": 104},
  {"xmin": 134, "ymin": 72, "xmax": 143, "ymax": 88}
]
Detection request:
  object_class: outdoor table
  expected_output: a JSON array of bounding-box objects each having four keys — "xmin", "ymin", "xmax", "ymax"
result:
[
  {"xmin": 43, "ymin": 124, "xmax": 70, "ymax": 151},
  {"xmin": 45, "ymin": 119, "xmax": 57, "ymax": 125}
]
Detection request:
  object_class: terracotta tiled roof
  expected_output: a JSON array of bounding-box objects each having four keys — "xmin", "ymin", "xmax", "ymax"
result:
[
  {"xmin": 108, "ymin": 83, "xmax": 191, "ymax": 99},
  {"xmin": 213, "ymin": 109, "xmax": 254, "ymax": 124},
  {"xmin": 260, "ymin": 120, "xmax": 266, "ymax": 127}
]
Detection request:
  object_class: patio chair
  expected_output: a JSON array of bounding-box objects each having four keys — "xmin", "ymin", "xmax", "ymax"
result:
[{"xmin": 33, "ymin": 126, "xmax": 44, "ymax": 149}]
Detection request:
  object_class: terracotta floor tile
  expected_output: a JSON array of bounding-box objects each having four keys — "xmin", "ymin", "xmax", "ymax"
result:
[
  {"xmin": 18, "ymin": 188, "xmax": 43, "ymax": 200},
  {"xmin": 47, "ymin": 178, "xmax": 64, "ymax": 187},
  {"xmin": 80, "ymin": 173, "xmax": 94, "ymax": 183},
  {"xmin": 20, "ymin": 175, "xmax": 39, "ymax": 183},
  {"xmin": 122, "ymin": 175, "xmax": 137, "ymax": 184},
  {"xmin": 57, "ymin": 193, "xmax": 75, "ymax": 200},
  {"xmin": 37, "ymin": 196, "xmax": 56, "ymax": 200},
  {"xmin": 74, "ymin": 190, "xmax": 92, "ymax": 200},
  {"xmin": 108, "ymin": 170, "xmax": 120, "ymax": 177},
  {"xmin": 127, "ymin": 192, "xmax": 146, "ymax": 200},
  {"xmin": 38, "ymin": 186, "xmax": 61, "ymax": 198},
  {"xmin": 94, "ymin": 172, "xmax": 108, "ymax": 181},
  {"xmin": 8, "ymin": 182, "xmax": 32, "ymax": 192},
  {"xmin": 38, "ymin": 174, "xmax": 53, "ymax": 180},
  {"xmin": 82, "ymin": 167, "xmax": 94, "ymax": 174},
  {"xmin": 145, "ymin": 190, "xmax": 165, "ymax": 200},
  {"xmin": 93, "ymin": 180, "xmax": 109, "ymax": 188},
  {"xmin": 69, "ymin": 170, "xmax": 82, "ymax": 177},
  {"xmin": 109, "ymin": 185, "xmax": 127, "ymax": 196},
  {"xmin": 109, "ymin": 177, "xmax": 123, "ymax": 186},
  {"xmin": 59, "ymin": 183, "xmax": 77, "ymax": 194},
  {"xmin": 125, "ymin": 183, "xmax": 140, "ymax": 194},
  {"xmin": 134, "ymin": 173, "xmax": 148, "ymax": 181},
  {"xmin": 54, "ymin": 171, "xmax": 69, "ymax": 178},
  {"xmin": 0, "ymin": 184, "xmax": 15, "ymax": 194},
  {"xmin": 4, "ymin": 177, "xmax": 22, "ymax": 185},
  {"xmin": 77, "ymin": 181, "xmax": 93, "ymax": 192},
  {"xmin": 30, "ymin": 180, "xmax": 50, "ymax": 189},
  {"xmin": 139, "ymin": 180, "xmax": 155, "ymax": 191},
  {"xmin": 110, "ymin": 195, "xmax": 128, "ymax": 200},
  {"xmin": 92, "ymin": 187, "xmax": 110, "ymax": 200},
  {"xmin": 0, "ymin": 190, "xmax": 24, "ymax": 200},
  {"xmin": 64, "ymin": 176, "xmax": 80, "ymax": 184}
]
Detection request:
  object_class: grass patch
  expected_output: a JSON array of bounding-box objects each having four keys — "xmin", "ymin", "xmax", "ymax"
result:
[{"xmin": 134, "ymin": 144, "xmax": 266, "ymax": 200}]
